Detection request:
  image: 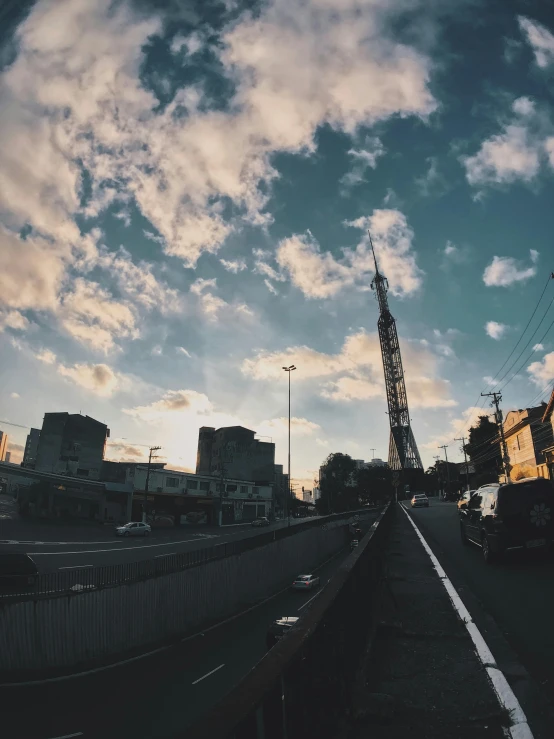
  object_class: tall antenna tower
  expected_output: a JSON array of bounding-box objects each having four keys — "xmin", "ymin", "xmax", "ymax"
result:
[{"xmin": 370, "ymin": 232, "xmax": 423, "ymax": 471}]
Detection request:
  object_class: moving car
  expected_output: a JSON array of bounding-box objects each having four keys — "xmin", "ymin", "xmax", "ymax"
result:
[
  {"xmin": 291, "ymin": 573, "xmax": 320, "ymax": 590},
  {"xmin": 459, "ymin": 477, "xmax": 553, "ymax": 563},
  {"xmin": 350, "ymin": 539, "xmax": 359, "ymax": 550},
  {"xmin": 252, "ymin": 516, "xmax": 270, "ymax": 527},
  {"xmin": 115, "ymin": 521, "xmax": 151, "ymax": 537},
  {"xmin": 411, "ymin": 493, "xmax": 429, "ymax": 508},
  {"xmin": 266, "ymin": 616, "xmax": 299, "ymax": 650},
  {"xmin": 0, "ymin": 553, "xmax": 38, "ymax": 593}
]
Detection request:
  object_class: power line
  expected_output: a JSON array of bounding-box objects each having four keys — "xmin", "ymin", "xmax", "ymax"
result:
[{"xmin": 500, "ymin": 313, "xmax": 554, "ymax": 392}]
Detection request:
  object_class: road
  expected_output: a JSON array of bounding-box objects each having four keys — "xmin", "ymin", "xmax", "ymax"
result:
[
  {"xmin": 0, "ymin": 493, "xmax": 337, "ymax": 571},
  {"xmin": 405, "ymin": 498, "xmax": 554, "ymax": 713},
  {"xmin": 2, "ymin": 519, "xmax": 374, "ymax": 739}
]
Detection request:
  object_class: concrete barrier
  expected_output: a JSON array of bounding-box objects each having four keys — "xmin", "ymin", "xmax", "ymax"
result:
[{"xmin": 0, "ymin": 516, "xmax": 354, "ymax": 674}]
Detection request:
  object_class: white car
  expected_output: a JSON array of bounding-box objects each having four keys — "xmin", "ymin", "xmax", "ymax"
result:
[
  {"xmin": 115, "ymin": 522, "xmax": 151, "ymax": 537},
  {"xmin": 291, "ymin": 574, "xmax": 320, "ymax": 591},
  {"xmin": 411, "ymin": 494, "xmax": 429, "ymax": 508}
]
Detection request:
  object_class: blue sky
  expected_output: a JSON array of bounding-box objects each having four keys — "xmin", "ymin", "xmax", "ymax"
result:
[{"xmin": 1, "ymin": 0, "xmax": 554, "ymax": 488}]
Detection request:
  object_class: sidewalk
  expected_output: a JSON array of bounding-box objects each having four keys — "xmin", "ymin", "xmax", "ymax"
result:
[{"xmin": 343, "ymin": 506, "xmax": 516, "ymax": 739}]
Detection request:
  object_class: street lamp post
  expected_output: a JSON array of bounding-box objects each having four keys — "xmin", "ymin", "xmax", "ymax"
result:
[{"xmin": 283, "ymin": 365, "xmax": 296, "ymax": 526}]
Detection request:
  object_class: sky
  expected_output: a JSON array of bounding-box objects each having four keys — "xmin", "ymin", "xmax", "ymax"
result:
[{"xmin": 1, "ymin": 0, "xmax": 554, "ymax": 490}]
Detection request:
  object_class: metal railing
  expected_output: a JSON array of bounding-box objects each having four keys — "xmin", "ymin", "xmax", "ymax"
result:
[
  {"xmin": 184, "ymin": 502, "xmax": 394, "ymax": 739},
  {"xmin": 0, "ymin": 507, "xmax": 379, "ymax": 601}
]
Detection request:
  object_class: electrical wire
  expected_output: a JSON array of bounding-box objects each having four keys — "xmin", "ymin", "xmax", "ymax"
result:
[{"xmin": 500, "ymin": 313, "xmax": 554, "ymax": 392}]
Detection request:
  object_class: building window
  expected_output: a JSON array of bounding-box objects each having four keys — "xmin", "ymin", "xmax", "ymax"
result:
[
  {"xmin": 200, "ymin": 481, "xmax": 210, "ymax": 491},
  {"xmin": 253, "ymin": 486, "xmax": 259, "ymax": 495},
  {"xmin": 187, "ymin": 479, "xmax": 198, "ymax": 490},
  {"xmin": 76, "ymin": 469, "xmax": 89, "ymax": 476},
  {"xmin": 240, "ymin": 485, "xmax": 248, "ymax": 494},
  {"xmin": 166, "ymin": 477, "xmax": 179, "ymax": 488},
  {"xmin": 226, "ymin": 484, "xmax": 237, "ymax": 493}
]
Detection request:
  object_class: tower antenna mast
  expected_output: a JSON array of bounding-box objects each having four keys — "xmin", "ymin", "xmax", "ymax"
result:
[{"xmin": 370, "ymin": 231, "xmax": 423, "ymax": 471}]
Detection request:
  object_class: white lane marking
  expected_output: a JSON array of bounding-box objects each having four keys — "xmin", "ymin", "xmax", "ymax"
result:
[
  {"xmin": 48, "ymin": 733, "xmax": 83, "ymax": 739},
  {"xmin": 155, "ymin": 552, "xmax": 177, "ymax": 558},
  {"xmin": 192, "ymin": 663, "xmax": 225, "ymax": 685},
  {"xmin": 59, "ymin": 565, "xmax": 93, "ymax": 570},
  {"xmin": 400, "ymin": 505, "xmax": 534, "ymax": 739},
  {"xmin": 297, "ymin": 591, "xmax": 320, "ymax": 611},
  {"xmin": 28, "ymin": 538, "xmax": 199, "ymax": 555}
]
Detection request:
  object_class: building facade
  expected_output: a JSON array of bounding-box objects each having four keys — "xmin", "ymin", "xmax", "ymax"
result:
[
  {"xmin": 128, "ymin": 465, "xmax": 273, "ymax": 525},
  {"xmin": 503, "ymin": 404, "xmax": 554, "ymax": 481},
  {"xmin": 35, "ymin": 413, "xmax": 110, "ymax": 480},
  {"xmin": 0, "ymin": 430, "xmax": 8, "ymax": 462},
  {"xmin": 540, "ymin": 390, "xmax": 554, "ymax": 481},
  {"xmin": 23, "ymin": 428, "xmax": 41, "ymax": 468},
  {"xmin": 196, "ymin": 426, "xmax": 275, "ymax": 484}
]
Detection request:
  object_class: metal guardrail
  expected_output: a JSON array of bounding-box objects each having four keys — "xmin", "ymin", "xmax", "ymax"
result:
[
  {"xmin": 0, "ymin": 507, "xmax": 378, "ymax": 601},
  {"xmin": 184, "ymin": 502, "xmax": 394, "ymax": 739}
]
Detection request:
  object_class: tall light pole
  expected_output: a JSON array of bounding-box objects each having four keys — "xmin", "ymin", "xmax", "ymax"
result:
[{"xmin": 283, "ymin": 365, "xmax": 296, "ymax": 526}]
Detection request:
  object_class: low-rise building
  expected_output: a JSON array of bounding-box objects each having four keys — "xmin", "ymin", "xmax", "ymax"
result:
[
  {"xmin": 540, "ymin": 390, "xmax": 554, "ymax": 481},
  {"xmin": 0, "ymin": 430, "xmax": 8, "ymax": 462},
  {"xmin": 128, "ymin": 465, "xmax": 273, "ymax": 525},
  {"xmin": 503, "ymin": 403, "xmax": 553, "ymax": 481}
]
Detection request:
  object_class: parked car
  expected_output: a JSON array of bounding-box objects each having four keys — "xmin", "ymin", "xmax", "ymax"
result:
[
  {"xmin": 115, "ymin": 521, "xmax": 151, "ymax": 537},
  {"xmin": 266, "ymin": 616, "xmax": 299, "ymax": 650},
  {"xmin": 411, "ymin": 494, "xmax": 429, "ymax": 508},
  {"xmin": 459, "ymin": 477, "xmax": 553, "ymax": 563},
  {"xmin": 350, "ymin": 539, "xmax": 359, "ymax": 551},
  {"xmin": 0, "ymin": 553, "xmax": 38, "ymax": 593},
  {"xmin": 252, "ymin": 517, "xmax": 270, "ymax": 527},
  {"xmin": 457, "ymin": 490, "xmax": 475, "ymax": 510},
  {"xmin": 291, "ymin": 574, "xmax": 320, "ymax": 591}
]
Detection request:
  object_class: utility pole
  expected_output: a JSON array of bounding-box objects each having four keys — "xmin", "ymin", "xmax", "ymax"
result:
[
  {"xmin": 481, "ymin": 391, "xmax": 512, "ymax": 483},
  {"xmin": 433, "ymin": 455, "xmax": 441, "ymax": 497},
  {"xmin": 370, "ymin": 448, "xmax": 376, "ymax": 460},
  {"xmin": 438, "ymin": 445, "xmax": 450, "ymax": 498},
  {"xmin": 143, "ymin": 446, "xmax": 161, "ymax": 523},
  {"xmin": 283, "ymin": 364, "xmax": 296, "ymax": 527},
  {"xmin": 455, "ymin": 436, "xmax": 471, "ymax": 492}
]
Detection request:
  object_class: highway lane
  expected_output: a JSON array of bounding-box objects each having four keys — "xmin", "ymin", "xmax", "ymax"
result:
[
  {"xmin": 406, "ymin": 499, "xmax": 554, "ymax": 711},
  {"xmin": 3, "ymin": 521, "xmax": 373, "ymax": 739},
  {"xmin": 1, "ymin": 517, "xmax": 337, "ymax": 572}
]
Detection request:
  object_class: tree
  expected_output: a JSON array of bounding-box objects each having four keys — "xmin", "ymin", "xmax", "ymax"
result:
[
  {"xmin": 464, "ymin": 415, "xmax": 501, "ymax": 484},
  {"xmin": 316, "ymin": 453, "xmax": 357, "ymax": 514},
  {"xmin": 356, "ymin": 465, "xmax": 393, "ymax": 505}
]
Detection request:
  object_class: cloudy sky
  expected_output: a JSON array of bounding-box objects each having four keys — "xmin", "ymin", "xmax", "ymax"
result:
[{"xmin": 1, "ymin": 0, "xmax": 554, "ymax": 488}]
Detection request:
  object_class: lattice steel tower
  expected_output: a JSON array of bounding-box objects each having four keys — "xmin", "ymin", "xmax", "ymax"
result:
[{"xmin": 370, "ymin": 233, "xmax": 423, "ymax": 471}]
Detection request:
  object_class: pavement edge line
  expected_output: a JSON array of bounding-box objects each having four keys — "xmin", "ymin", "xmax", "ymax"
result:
[{"xmin": 399, "ymin": 503, "xmax": 534, "ymax": 739}]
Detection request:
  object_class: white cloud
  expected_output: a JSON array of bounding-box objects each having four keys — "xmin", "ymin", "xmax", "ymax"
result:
[
  {"xmin": 10, "ymin": 392, "xmax": 20, "ymax": 399},
  {"xmin": 220, "ymin": 258, "xmax": 247, "ymax": 273},
  {"xmin": 36, "ymin": 349, "xmax": 57, "ymax": 365},
  {"xmin": 59, "ymin": 278, "xmax": 139, "ymax": 352},
  {"xmin": 190, "ymin": 277, "xmax": 254, "ymax": 322},
  {"xmin": 0, "ymin": 311, "xmax": 31, "ymax": 333},
  {"xmin": 125, "ymin": 389, "xmax": 213, "ymax": 418},
  {"xmin": 483, "ymin": 251, "xmax": 538, "ymax": 287},
  {"xmin": 96, "ymin": 247, "xmax": 183, "ymax": 314},
  {"xmin": 485, "ymin": 321, "xmax": 508, "ymax": 340},
  {"xmin": 276, "ymin": 233, "xmax": 354, "ymax": 300},
  {"xmin": 57, "ymin": 362, "xmax": 121, "ymax": 397},
  {"xmin": 0, "ymin": 0, "xmax": 437, "ymax": 275},
  {"xmin": 421, "ymin": 406, "xmax": 493, "ymax": 449},
  {"xmin": 176, "ymin": 346, "xmax": 191, "ymax": 357},
  {"xmin": 264, "ymin": 279, "xmax": 279, "ymax": 295},
  {"xmin": 518, "ymin": 16, "xmax": 554, "ymax": 69},
  {"xmin": 258, "ymin": 416, "xmax": 321, "ymax": 437},
  {"xmin": 151, "ymin": 345, "xmax": 163, "ymax": 356},
  {"xmin": 461, "ymin": 96, "xmax": 554, "ymax": 191},
  {"xmin": 533, "ymin": 343, "xmax": 544, "ymax": 352},
  {"xmin": 316, "ymin": 437, "xmax": 329, "ymax": 448},
  {"xmin": 340, "ymin": 137, "xmax": 385, "ymax": 191},
  {"xmin": 243, "ymin": 330, "xmax": 455, "ymax": 409},
  {"xmin": 415, "ymin": 156, "xmax": 446, "ymax": 196},
  {"xmin": 527, "ymin": 352, "xmax": 554, "ymax": 386}
]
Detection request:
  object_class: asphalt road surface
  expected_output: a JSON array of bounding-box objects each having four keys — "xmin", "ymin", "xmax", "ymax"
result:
[
  {"xmin": 405, "ymin": 498, "xmax": 554, "ymax": 714},
  {"xmin": 2, "ymin": 521, "xmax": 373, "ymax": 739}
]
